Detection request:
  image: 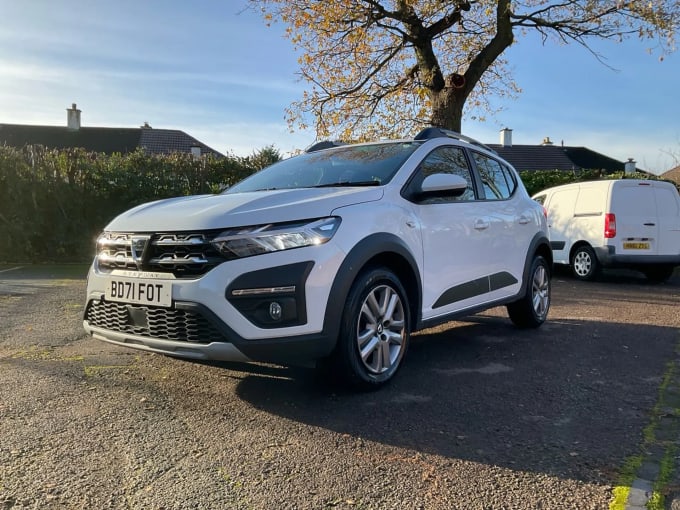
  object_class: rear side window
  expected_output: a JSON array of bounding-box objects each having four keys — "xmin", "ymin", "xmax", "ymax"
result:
[{"xmin": 471, "ymin": 152, "xmax": 516, "ymax": 200}]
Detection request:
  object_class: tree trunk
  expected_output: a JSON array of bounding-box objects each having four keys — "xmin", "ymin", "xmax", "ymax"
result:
[
  {"xmin": 429, "ymin": 85, "xmax": 465, "ymax": 132},
  {"xmin": 427, "ymin": 0, "xmax": 514, "ymax": 134}
]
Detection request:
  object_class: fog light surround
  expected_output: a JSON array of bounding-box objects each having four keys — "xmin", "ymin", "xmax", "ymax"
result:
[{"xmin": 226, "ymin": 261, "xmax": 314, "ymax": 329}]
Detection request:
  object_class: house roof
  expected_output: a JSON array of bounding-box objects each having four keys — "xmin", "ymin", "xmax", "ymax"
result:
[
  {"xmin": 487, "ymin": 143, "xmax": 641, "ymax": 173},
  {"xmin": 661, "ymin": 165, "xmax": 680, "ymax": 185},
  {"xmin": 0, "ymin": 123, "xmax": 224, "ymax": 157},
  {"xmin": 138, "ymin": 128, "xmax": 222, "ymax": 156}
]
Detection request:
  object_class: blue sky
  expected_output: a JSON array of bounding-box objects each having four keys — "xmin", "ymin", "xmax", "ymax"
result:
[{"xmin": 0, "ymin": 0, "xmax": 678, "ymax": 174}]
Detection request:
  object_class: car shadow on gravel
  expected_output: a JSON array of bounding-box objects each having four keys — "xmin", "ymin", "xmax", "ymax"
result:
[{"xmin": 232, "ymin": 314, "xmax": 678, "ymax": 486}]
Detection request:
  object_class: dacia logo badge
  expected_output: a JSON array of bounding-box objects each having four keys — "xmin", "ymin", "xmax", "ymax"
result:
[{"xmin": 130, "ymin": 235, "xmax": 151, "ymax": 269}]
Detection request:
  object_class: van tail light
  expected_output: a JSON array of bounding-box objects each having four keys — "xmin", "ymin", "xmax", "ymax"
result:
[
  {"xmin": 542, "ymin": 206, "xmax": 548, "ymax": 219},
  {"xmin": 604, "ymin": 213, "xmax": 616, "ymax": 238}
]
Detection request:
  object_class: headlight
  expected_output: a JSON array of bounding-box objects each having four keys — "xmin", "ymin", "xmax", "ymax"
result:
[{"xmin": 211, "ymin": 217, "xmax": 341, "ymax": 258}]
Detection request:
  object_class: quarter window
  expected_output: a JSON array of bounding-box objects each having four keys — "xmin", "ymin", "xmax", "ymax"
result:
[{"xmin": 472, "ymin": 152, "xmax": 516, "ymax": 200}]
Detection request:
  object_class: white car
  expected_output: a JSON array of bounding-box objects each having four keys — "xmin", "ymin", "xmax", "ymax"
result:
[{"xmin": 83, "ymin": 127, "xmax": 552, "ymax": 388}]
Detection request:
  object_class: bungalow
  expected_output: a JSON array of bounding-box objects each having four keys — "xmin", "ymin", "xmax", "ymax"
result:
[
  {"xmin": 488, "ymin": 128, "xmax": 642, "ymax": 174},
  {"xmin": 661, "ymin": 165, "xmax": 680, "ymax": 186},
  {"xmin": 0, "ymin": 104, "xmax": 224, "ymax": 157}
]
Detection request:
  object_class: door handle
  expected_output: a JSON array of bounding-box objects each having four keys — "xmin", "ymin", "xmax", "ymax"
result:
[
  {"xmin": 644, "ymin": 223, "xmax": 656, "ymax": 226},
  {"xmin": 474, "ymin": 219, "xmax": 490, "ymax": 230}
]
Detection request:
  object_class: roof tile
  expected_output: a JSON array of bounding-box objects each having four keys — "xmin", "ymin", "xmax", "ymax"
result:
[{"xmin": 0, "ymin": 124, "xmax": 224, "ymax": 157}]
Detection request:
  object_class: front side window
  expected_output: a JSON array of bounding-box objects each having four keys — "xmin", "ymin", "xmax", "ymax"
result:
[
  {"xmin": 406, "ymin": 146, "xmax": 476, "ymax": 203},
  {"xmin": 472, "ymin": 152, "xmax": 516, "ymax": 200}
]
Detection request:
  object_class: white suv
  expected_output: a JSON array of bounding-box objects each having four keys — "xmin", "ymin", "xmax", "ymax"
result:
[{"xmin": 84, "ymin": 128, "xmax": 552, "ymax": 388}]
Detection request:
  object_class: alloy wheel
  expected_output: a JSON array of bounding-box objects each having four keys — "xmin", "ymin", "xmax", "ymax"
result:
[
  {"xmin": 355, "ymin": 284, "xmax": 406, "ymax": 375},
  {"xmin": 532, "ymin": 264, "xmax": 550, "ymax": 320}
]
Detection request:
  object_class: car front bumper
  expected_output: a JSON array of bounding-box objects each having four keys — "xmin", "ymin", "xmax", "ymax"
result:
[{"xmin": 83, "ymin": 245, "xmax": 345, "ymax": 364}]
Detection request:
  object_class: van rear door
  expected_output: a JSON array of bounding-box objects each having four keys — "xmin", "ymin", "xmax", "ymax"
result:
[
  {"xmin": 654, "ymin": 185, "xmax": 680, "ymax": 256},
  {"xmin": 609, "ymin": 181, "xmax": 658, "ymax": 256}
]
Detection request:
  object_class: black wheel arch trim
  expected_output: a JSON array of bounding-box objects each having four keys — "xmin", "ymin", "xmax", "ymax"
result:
[
  {"xmin": 322, "ymin": 232, "xmax": 422, "ymax": 340},
  {"xmin": 517, "ymin": 233, "xmax": 553, "ymax": 297}
]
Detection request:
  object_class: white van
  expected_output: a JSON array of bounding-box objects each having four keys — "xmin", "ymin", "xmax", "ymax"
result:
[{"xmin": 533, "ymin": 179, "xmax": 680, "ymax": 282}]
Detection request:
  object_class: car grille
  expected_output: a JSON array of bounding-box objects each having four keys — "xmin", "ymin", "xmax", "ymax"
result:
[
  {"xmin": 96, "ymin": 231, "xmax": 226, "ymax": 278},
  {"xmin": 85, "ymin": 300, "xmax": 228, "ymax": 344}
]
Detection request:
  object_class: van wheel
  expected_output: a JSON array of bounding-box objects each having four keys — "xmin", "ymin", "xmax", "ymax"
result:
[
  {"xmin": 642, "ymin": 265, "xmax": 675, "ymax": 283},
  {"xmin": 328, "ymin": 267, "xmax": 410, "ymax": 389},
  {"xmin": 507, "ymin": 255, "xmax": 551, "ymax": 328},
  {"xmin": 571, "ymin": 245, "xmax": 599, "ymax": 281}
]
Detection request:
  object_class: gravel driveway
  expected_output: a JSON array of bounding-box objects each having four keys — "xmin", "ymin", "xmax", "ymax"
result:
[{"xmin": 1, "ymin": 266, "xmax": 679, "ymax": 509}]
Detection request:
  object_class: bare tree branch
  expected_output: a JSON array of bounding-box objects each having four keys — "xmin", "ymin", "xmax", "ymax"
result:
[{"xmin": 250, "ymin": 0, "xmax": 680, "ymax": 138}]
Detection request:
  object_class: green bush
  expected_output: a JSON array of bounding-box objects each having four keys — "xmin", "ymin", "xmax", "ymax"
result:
[
  {"xmin": 1, "ymin": 144, "xmax": 673, "ymax": 264},
  {"xmin": 519, "ymin": 169, "xmax": 672, "ymax": 197},
  {"xmin": 0, "ymin": 145, "xmax": 277, "ymax": 263}
]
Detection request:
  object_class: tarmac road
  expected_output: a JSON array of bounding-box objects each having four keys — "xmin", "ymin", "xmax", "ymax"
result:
[{"xmin": 0, "ymin": 265, "xmax": 679, "ymax": 509}]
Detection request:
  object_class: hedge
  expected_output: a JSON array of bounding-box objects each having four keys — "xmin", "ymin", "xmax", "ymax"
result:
[
  {"xmin": 0, "ymin": 145, "xmax": 274, "ymax": 263},
  {"xmin": 517, "ymin": 168, "xmax": 673, "ymax": 197},
  {"xmin": 0, "ymin": 144, "xmax": 674, "ymax": 263}
]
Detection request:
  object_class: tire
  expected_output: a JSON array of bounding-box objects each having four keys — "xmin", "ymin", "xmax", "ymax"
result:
[
  {"xmin": 571, "ymin": 245, "xmax": 599, "ymax": 281},
  {"xmin": 507, "ymin": 255, "xmax": 551, "ymax": 329},
  {"xmin": 642, "ymin": 264, "xmax": 675, "ymax": 283},
  {"xmin": 327, "ymin": 267, "xmax": 410, "ymax": 389}
]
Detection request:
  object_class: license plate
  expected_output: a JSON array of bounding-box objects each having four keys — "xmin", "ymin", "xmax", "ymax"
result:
[
  {"xmin": 623, "ymin": 242, "xmax": 650, "ymax": 250},
  {"xmin": 105, "ymin": 278, "xmax": 172, "ymax": 307}
]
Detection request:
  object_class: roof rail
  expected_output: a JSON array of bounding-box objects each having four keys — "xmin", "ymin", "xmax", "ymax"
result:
[
  {"xmin": 304, "ymin": 140, "xmax": 346, "ymax": 153},
  {"xmin": 414, "ymin": 127, "xmax": 495, "ymax": 153}
]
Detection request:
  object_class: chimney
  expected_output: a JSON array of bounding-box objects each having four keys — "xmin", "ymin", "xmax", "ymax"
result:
[
  {"xmin": 67, "ymin": 103, "xmax": 81, "ymax": 130},
  {"xmin": 624, "ymin": 158, "xmax": 636, "ymax": 174},
  {"xmin": 500, "ymin": 128, "xmax": 512, "ymax": 147},
  {"xmin": 541, "ymin": 136, "xmax": 553, "ymax": 146}
]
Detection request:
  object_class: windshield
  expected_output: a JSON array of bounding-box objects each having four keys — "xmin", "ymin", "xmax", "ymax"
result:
[{"xmin": 225, "ymin": 142, "xmax": 421, "ymax": 194}]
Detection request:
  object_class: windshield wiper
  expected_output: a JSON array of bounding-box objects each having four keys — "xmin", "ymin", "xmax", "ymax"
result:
[{"xmin": 313, "ymin": 180, "xmax": 380, "ymax": 188}]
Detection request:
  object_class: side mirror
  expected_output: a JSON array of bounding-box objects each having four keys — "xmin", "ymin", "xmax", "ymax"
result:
[{"xmin": 419, "ymin": 173, "xmax": 468, "ymax": 197}]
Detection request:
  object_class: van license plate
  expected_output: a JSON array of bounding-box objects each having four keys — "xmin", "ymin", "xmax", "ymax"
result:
[
  {"xmin": 623, "ymin": 242, "xmax": 650, "ymax": 250},
  {"xmin": 105, "ymin": 279, "xmax": 172, "ymax": 307}
]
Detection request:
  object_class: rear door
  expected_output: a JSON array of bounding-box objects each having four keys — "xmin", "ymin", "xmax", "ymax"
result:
[
  {"xmin": 654, "ymin": 185, "xmax": 680, "ymax": 256},
  {"xmin": 469, "ymin": 150, "xmax": 530, "ymax": 294},
  {"xmin": 610, "ymin": 181, "xmax": 659, "ymax": 256}
]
